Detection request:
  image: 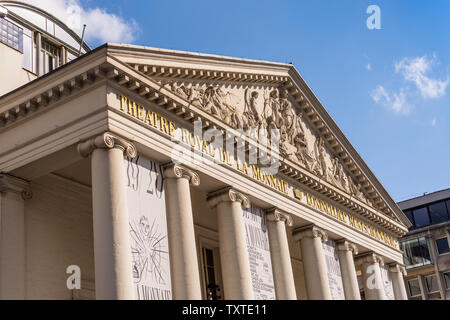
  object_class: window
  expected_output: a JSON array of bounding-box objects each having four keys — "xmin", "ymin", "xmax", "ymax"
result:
[
  {"xmin": 359, "ymin": 289, "xmax": 366, "ymax": 300},
  {"xmin": 22, "ymin": 28, "xmax": 33, "ymax": 72},
  {"xmin": 444, "ymin": 272, "xmax": 450, "ymax": 289},
  {"xmin": 400, "ymin": 237, "xmax": 432, "ymax": 269},
  {"xmin": 39, "ymin": 37, "xmax": 61, "ymax": 74},
  {"xmin": 405, "ymin": 200, "xmax": 450, "ymax": 229},
  {"xmin": 407, "ymin": 278, "xmax": 421, "ymax": 297},
  {"xmin": 201, "ymin": 247, "xmax": 222, "ymax": 300},
  {"xmin": 428, "ymin": 201, "xmax": 449, "ymax": 224},
  {"xmin": 436, "ymin": 238, "xmax": 450, "ymax": 255},
  {"xmin": 412, "ymin": 207, "xmax": 430, "ymax": 227},
  {"xmin": 425, "ymin": 275, "xmax": 439, "ymax": 293},
  {"xmin": 0, "ymin": 17, "xmax": 23, "ymax": 52},
  {"xmin": 404, "ymin": 210, "xmax": 414, "ymax": 226}
]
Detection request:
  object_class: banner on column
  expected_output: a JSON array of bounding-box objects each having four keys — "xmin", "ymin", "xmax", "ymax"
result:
[
  {"xmin": 125, "ymin": 156, "xmax": 172, "ymax": 300},
  {"xmin": 322, "ymin": 240, "xmax": 346, "ymax": 300},
  {"xmin": 242, "ymin": 206, "xmax": 276, "ymax": 300},
  {"xmin": 380, "ymin": 265, "xmax": 395, "ymax": 300}
]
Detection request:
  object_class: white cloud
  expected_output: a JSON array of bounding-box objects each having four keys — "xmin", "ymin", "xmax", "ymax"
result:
[
  {"xmin": 395, "ymin": 55, "xmax": 449, "ymax": 99},
  {"xmin": 370, "ymin": 54, "xmax": 449, "ymax": 115},
  {"xmin": 371, "ymin": 85, "xmax": 388, "ymax": 103},
  {"xmin": 431, "ymin": 118, "xmax": 437, "ymax": 127},
  {"xmin": 18, "ymin": 0, "xmax": 138, "ymax": 44},
  {"xmin": 366, "ymin": 63, "xmax": 372, "ymax": 71},
  {"xmin": 370, "ymin": 85, "xmax": 411, "ymax": 114}
]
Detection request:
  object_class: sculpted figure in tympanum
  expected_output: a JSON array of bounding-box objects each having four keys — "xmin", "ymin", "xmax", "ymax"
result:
[{"xmin": 167, "ymin": 81, "xmax": 369, "ymax": 202}]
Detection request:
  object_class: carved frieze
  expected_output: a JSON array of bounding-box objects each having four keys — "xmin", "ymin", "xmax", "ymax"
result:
[{"xmin": 166, "ymin": 81, "xmax": 370, "ymax": 204}]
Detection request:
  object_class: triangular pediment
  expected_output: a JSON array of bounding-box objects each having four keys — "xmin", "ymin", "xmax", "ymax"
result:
[
  {"xmin": 159, "ymin": 80, "xmax": 370, "ymax": 201},
  {"xmin": 105, "ymin": 44, "xmax": 410, "ymax": 232}
]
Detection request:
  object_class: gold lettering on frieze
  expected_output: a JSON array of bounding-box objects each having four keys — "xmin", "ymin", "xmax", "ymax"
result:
[
  {"xmin": 119, "ymin": 94, "xmax": 176, "ymax": 137},
  {"xmin": 303, "ymin": 192, "xmax": 398, "ymax": 249}
]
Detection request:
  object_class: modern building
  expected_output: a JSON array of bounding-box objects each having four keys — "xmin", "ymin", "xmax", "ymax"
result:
[
  {"xmin": 398, "ymin": 189, "xmax": 450, "ymax": 300},
  {"xmin": 0, "ymin": 1, "xmax": 412, "ymax": 300}
]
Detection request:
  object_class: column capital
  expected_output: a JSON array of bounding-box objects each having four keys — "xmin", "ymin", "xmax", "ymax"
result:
[
  {"xmin": 0, "ymin": 174, "xmax": 32, "ymax": 200},
  {"xmin": 265, "ymin": 208, "xmax": 293, "ymax": 227},
  {"xmin": 354, "ymin": 252, "xmax": 384, "ymax": 267},
  {"xmin": 163, "ymin": 164, "xmax": 200, "ymax": 186},
  {"xmin": 292, "ymin": 224, "xmax": 328, "ymax": 242},
  {"xmin": 77, "ymin": 132, "xmax": 137, "ymax": 158},
  {"xmin": 388, "ymin": 262, "xmax": 407, "ymax": 276},
  {"xmin": 336, "ymin": 239, "xmax": 359, "ymax": 255},
  {"xmin": 207, "ymin": 187, "xmax": 250, "ymax": 209}
]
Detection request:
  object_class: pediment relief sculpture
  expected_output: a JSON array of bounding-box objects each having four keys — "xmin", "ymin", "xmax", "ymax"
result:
[{"xmin": 166, "ymin": 81, "xmax": 370, "ymax": 204}]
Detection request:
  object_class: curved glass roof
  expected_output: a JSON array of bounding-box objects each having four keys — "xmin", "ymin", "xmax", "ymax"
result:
[{"xmin": 0, "ymin": 0, "xmax": 90, "ymax": 54}]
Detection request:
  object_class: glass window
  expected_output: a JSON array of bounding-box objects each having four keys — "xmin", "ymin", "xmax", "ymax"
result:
[
  {"xmin": 428, "ymin": 201, "xmax": 449, "ymax": 224},
  {"xmin": 425, "ymin": 275, "xmax": 439, "ymax": 293},
  {"xmin": 407, "ymin": 278, "xmax": 421, "ymax": 297},
  {"xmin": 46, "ymin": 20, "xmax": 55, "ymax": 35},
  {"xmin": 412, "ymin": 207, "xmax": 430, "ymax": 227},
  {"xmin": 360, "ymin": 289, "xmax": 366, "ymax": 300},
  {"xmin": 444, "ymin": 272, "xmax": 450, "ymax": 289},
  {"xmin": 404, "ymin": 210, "xmax": 414, "ymax": 225},
  {"xmin": 401, "ymin": 237, "xmax": 432, "ymax": 269},
  {"xmin": 0, "ymin": 17, "xmax": 23, "ymax": 52},
  {"xmin": 436, "ymin": 238, "xmax": 450, "ymax": 255},
  {"xmin": 202, "ymin": 247, "xmax": 222, "ymax": 300},
  {"xmin": 39, "ymin": 38, "xmax": 61, "ymax": 74},
  {"xmin": 22, "ymin": 33, "xmax": 33, "ymax": 72}
]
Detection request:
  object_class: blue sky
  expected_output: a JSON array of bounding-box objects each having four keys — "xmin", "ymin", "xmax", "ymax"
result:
[{"xmin": 57, "ymin": 0, "xmax": 450, "ymax": 201}]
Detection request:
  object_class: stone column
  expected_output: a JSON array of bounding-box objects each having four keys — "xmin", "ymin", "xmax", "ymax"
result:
[
  {"xmin": 207, "ymin": 188, "xmax": 253, "ymax": 300},
  {"xmin": 163, "ymin": 164, "xmax": 201, "ymax": 300},
  {"xmin": 78, "ymin": 132, "xmax": 137, "ymax": 300},
  {"xmin": 293, "ymin": 224, "xmax": 331, "ymax": 300},
  {"xmin": 36, "ymin": 32, "xmax": 42, "ymax": 76},
  {"xmin": 336, "ymin": 239, "xmax": 361, "ymax": 300},
  {"xmin": 388, "ymin": 263, "xmax": 408, "ymax": 300},
  {"xmin": 0, "ymin": 175, "xmax": 31, "ymax": 300},
  {"xmin": 355, "ymin": 252, "xmax": 386, "ymax": 300},
  {"xmin": 266, "ymin": 208, "xmax": 297, "ymax": 300}
]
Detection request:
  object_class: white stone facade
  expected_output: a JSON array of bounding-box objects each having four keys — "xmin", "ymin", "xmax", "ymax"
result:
[{"xmin": 0, "ymin": 43, "xmax": 411, "ymax": 300}]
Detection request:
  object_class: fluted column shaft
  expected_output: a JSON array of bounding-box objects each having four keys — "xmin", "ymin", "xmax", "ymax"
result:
[
  {"xmin": 208, "ymin": 188, "xmax": 253, "ymax": 300},
  {"xmin": 78, "ymin": 132, "xmax": 137, "ymax": 300},
  {"xmin": 0, "ymin": 175, "xmax": 31, "ymax": 300},
  {"xmin": 355, "ymin": 252, "xmax": 386, "ymax": 300},
  {"xmin": 163, "ymin": 164, "xmax": 201, "ymax": 300},
  {"xmin": 266, "ymin": 209, "xmax": 297, "ymax": 300},
  {"xmin": 389, "ymin": 263, "xmax": 408, "ymax": 300},
  {"xmin": 293, "ymin": 225, "xmax": 331, "ymax": 300},
  {"xmin": 336, "ymin": 240, "xmax": 361, "ymax": 300}
]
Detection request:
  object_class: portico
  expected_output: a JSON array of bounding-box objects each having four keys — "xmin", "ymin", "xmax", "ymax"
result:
[{"xmin": 0, "ymin": 43, "xmax": 411, "ymax": 300}]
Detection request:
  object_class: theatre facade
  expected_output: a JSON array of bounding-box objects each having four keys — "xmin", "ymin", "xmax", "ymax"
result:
[{"xmin": 0, "ymin": 43, "xmax": 412, "ymax": 300}]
